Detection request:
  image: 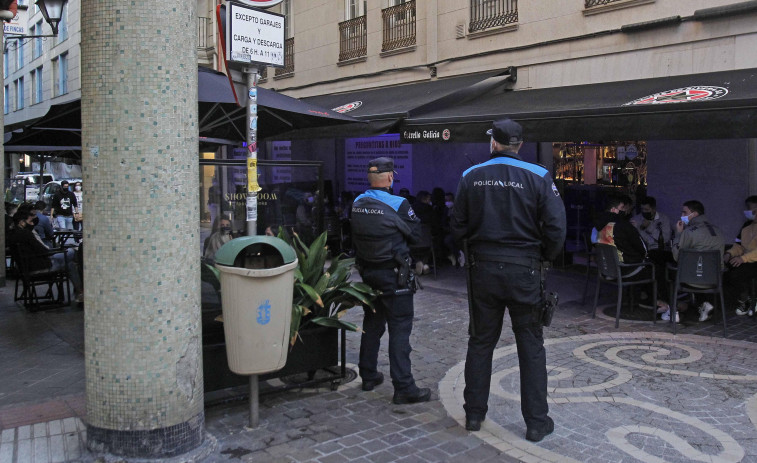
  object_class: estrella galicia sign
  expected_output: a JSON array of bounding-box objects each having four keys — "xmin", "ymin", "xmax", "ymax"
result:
[
  {"xmin": 624, "ymin": 86, "xmax": 728, "ymax": 106},
  {"xmin": 257, "ymin": 299, "xmax": 271, "ymax": 325},
  {"xmin": 332, "ymin": 101, "xmax": 362, "ymax": 114}
]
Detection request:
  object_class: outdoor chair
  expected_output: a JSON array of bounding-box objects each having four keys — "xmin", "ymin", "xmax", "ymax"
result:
[
  {"xmin": 573, "ymin": 231, "xmax": 595, "ymax": 304},
  {"xmin": 669, "ymin": 249, "xmax": 727, "ymax": 337},
  {"xmin": 12, "ymin": 245, "xmax": 71, "ymax": 311},
  {"xmin": 592, "ymin": 243, "xmax": 657, "ymax": 328}
]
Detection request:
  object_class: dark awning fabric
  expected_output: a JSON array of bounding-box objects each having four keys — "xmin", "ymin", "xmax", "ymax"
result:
[
  {"xmin": 4, "ymin": 100, "xmax": 82, "ymax": 154},
  {"xmin": 303, "ymin": 70, "xmax": 511, "ymax": 122},
  {"xmin": 198, "ymin": 67, "xmax": 361, "ymax": 142},
  {"xmin": 3, "ymin": 68, "xmax": 362, "ymax": 152},
  {"xmin": 402, "ymin": 68, "xmax": 757, "ymax": 141}
]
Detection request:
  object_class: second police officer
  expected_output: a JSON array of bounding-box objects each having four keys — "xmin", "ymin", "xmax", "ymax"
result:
[
  {"xmin": 350, "ymin": 157, "xmax": 431, "ymax": 405},
  {"xmin": 451, "ymin": 119, "xmax": 566, "ymax": 441}
]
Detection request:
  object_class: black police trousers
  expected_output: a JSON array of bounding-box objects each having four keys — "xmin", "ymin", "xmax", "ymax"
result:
[
  {"xmin": 463, "ymin": 260, "xmax": 549, "ymax": 430},
  {"xmin": 358, "ymin": 267, "xmax": 419, "ymax": 394}
]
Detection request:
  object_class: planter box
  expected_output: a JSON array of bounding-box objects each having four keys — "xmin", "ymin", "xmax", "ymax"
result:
[{"xmin": 202, "ymin": 321, "xmax": 341, "ymax": 393}]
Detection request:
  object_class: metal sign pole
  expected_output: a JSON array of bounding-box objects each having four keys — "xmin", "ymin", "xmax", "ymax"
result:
[
  {"xmin": 245, "ymin": 67, "xmax": 260, "ymax": 237},
  {"xmin": 245, "ymin": 66, "xmax": 260, "ymax": 429}
]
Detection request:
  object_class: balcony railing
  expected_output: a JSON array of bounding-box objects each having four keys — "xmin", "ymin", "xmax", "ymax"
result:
[
  {"xmin": 275, "ymin": 37, "xmax": 295, "ymax": 77},
  {"xmin": 198, "ymin": 16, "xmax": 211, "ymax": 49},
  {"xmin": 382, "ymin": 0, "xmax": 416, "ymax": 52},
  {"xmin": 338, "ymin": 15, "xmax": 367, "ymax": 62},
  {"xmin": 469, "ymin": 0, "xmax": 518, "ymax": 33},
  {"xmin": 585, "ymin": 0, "xmax": 622, "ymax": 6}
]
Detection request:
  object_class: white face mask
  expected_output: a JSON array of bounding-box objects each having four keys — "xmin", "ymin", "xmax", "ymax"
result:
[
  {"xmin": 490, "ymin": 137, "xmax": 496, "ymax": 154},
  {"xmin": 745, "ymin": 210, "xmax": 756, "ymax": 221},
  {"xmin": 445, "ymin": 201, "xmax": 454, "ymax": 209},
  {"xmin": 75, "ymin": 186, "xmax": 81, "ymax": 192},
  {"xmin": 680, "ymin": 214, "xmax": 690, "ymax": 225}
]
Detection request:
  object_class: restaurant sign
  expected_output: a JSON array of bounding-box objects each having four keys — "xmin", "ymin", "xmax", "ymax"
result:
[
  {"xmin": 401, "ymin": 128, "xmax": 453, "ymax": 143},
  {"xmin": 624, "ymin": 86, "xmax": 728, "ymax": 105}
]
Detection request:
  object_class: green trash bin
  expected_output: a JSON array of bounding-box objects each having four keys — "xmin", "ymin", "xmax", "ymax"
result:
[{"xmin": 215, "ymin": 236, "xmax": 298, "ymax": 375}]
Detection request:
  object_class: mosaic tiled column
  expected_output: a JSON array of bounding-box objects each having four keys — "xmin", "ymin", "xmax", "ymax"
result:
[
  {"xmin": 80, "ymin": 1, "xmax": 205, "ymax": 458},
  {"xmin": 0, "ymin": 25, "xmax": 5, "ymax": 287}
]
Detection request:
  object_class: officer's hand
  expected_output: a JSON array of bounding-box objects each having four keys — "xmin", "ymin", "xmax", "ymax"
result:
[{"xmin": 729, "ymin": 256, "xmax": 744, "ymax": 267}]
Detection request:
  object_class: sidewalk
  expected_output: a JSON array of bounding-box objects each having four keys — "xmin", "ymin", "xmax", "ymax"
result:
[{"xmin": 1, "ymin": 264, "xmax": 757, "ymax": 462}]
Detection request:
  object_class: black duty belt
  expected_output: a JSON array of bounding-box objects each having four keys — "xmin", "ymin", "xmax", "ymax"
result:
[
  {"xmin": 473, "ymin": 254, "xmax": 540, "ymax": 268},
  {"xmin": 356, "ymin": 259, "xmax": 397, "ymax": 270}
]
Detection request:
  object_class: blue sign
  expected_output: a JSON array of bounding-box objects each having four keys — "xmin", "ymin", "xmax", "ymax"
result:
[{"xmin": 256, "ymin": 300, "xmax": 271, "ymax": 325}]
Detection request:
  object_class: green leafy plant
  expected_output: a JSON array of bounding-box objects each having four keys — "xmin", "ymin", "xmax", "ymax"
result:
[{"xmin": 279, "ymin": 229, "xmax": 378, "ymax": 347}]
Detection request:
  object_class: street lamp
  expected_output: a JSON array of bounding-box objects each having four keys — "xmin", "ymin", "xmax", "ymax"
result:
[{"xmin": 36, "ymin": 0, "xmax": 66, "ymax": 36}]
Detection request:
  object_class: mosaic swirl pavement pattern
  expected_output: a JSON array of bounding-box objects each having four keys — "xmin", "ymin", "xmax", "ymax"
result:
[{"xmin": 440, "ymin": 332, "xmax": 757, "ymax": 463}]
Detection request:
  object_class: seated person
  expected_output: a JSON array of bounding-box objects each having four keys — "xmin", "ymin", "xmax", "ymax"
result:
[
  {"xmin": 33, "ymin": 200, "xmax": 55, "ymax": 247},
  {"xmin": 631, "ymin": 196, "xmax": 673, "ymax": 304},
  {"xmin": 669, "ymin": 200, "xmax": 725, "ymax": 321},
  {"xmin": 631, "ymin": 196, "xmax": 672, "ymax": 256},
  {"xmin": 203, "ymin": 217, "xmax": 233, "ymax": 265},
  {"xmin": 724, "ymin": 195, "xmax": 757, "ymax": 316},
  {"xmin": 594, "ymin": 194, "xmax": 648, "ymax": 273},
  {"xmin": 8, "ymin": 209, "xmax": 83, "ymax": 302}
]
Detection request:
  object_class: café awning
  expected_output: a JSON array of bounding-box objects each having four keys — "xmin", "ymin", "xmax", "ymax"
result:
[
  {"xmin": 198, "ymin": 67, "xmax": 361, "ymax": 143},
  {"xmin": 3, "ymin": 67, "xmax": 362, "ymax": 153},
  {"xmin": 402, "ymin": 67, "xmax": 757, "ymax": 141},
  {"xmin": 266, "ymin": 68, "xmax": 514, "ymax": 140},
  {"xmin": 303, "ymin": 69, "xmax": 514, "ymax": 121},
  {"xmin": 4, "ymin": 100, "xmax": 82, "ymax": 154}
]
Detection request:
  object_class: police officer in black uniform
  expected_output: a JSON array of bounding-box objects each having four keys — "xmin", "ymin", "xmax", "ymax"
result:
[
  {"xmin": 351, "ymin": 157, "xmax": 431, "ymax": 404},
  {"xmin": 451, "ymin": 119, "xmax": 566, "ymax": 440}
]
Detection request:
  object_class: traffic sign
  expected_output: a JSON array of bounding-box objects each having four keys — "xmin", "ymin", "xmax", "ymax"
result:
[{"xmin": 226, "ymin": 1, "xmax": 285, "ymax": 67}]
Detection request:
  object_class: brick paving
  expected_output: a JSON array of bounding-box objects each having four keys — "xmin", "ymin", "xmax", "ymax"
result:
[{"xmin": 1, "ymin": 264, "xmax": 757, "ymax": 462}]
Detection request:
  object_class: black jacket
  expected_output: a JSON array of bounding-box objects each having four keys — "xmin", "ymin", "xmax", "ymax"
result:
[
  {"xmin": 52, "ymin": 190, "xmax": 78, "ymax": 217},
  {"xmin": 351, "ymin": 188, "xmax": 421, "ymax": 264},
  {"xmin": 451, "ymin": 151, "xmax": 566, "ymax": 261},
  {"xmin": 594, "ymin": 211, "xmax": 647, "ymax": 264},
  {"xmin": 8, "ymin": 226, "xmax": 52, "ymax": 271}
]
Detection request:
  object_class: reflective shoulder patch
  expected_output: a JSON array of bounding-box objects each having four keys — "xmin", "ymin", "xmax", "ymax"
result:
[
  {"xmin": 408, "ymin": 207, "xmax": 417, "ymax": 220},
  {"xmin": 552, "ymin": 182, "xmax": 560, "ymax": 197},
  {"xmin": 362, "ymin": 189, "xmax": 404, "ymax": 211}
]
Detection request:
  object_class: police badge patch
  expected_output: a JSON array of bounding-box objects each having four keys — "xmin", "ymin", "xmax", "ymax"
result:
[
  {"xmin": 408, "ymin": 207, "xmax": 417, "ymax": 220},
  {"xmin": 552, "ymin": 183, "xmax": 560, "ymax": 197}
]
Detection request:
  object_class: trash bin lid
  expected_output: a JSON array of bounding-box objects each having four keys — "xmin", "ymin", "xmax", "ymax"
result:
[{"xmin": 214, "ymin": 236, "xmax": 297, "ymax": 266}]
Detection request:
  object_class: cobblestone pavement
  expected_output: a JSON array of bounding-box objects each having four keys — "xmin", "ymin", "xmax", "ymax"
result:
[{"xmin": 2, "ymin": 265, "xmax": 757, "ymax": 462}]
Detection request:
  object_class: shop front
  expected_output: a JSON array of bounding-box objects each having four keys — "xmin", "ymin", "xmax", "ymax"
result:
[
  {"xmin": 391, "ymin": 67, "xmax": 757, "ymax": 254},
  {"xmin": 264, "ymin": 68, "xmax": 757, "ymax": 265}
]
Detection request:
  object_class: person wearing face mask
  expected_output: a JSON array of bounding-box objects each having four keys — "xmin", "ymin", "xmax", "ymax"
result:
[
  {"xmin": 595, "ymin": 194, "xmax": 648, "ymax": 270},
  {"xmin": 724, "ymin": 196, "xmax": 757, "ymax": 316},
  {"xmin": 631, "ymin": 196, "xmax": 673, "ymax": 308},
  {"xmin": 670, "ymin": 200, "xmax": 725, "ymax": 321},
  {"xmin": 50, "ymin": 180, "xmax": 79, "ymax": 231},
  {"xmin": 631, "ymin": 196, "xmax": 672, "ymax": 253},
  {"xmin": 72, "ymin": 182, "xmax": 83, "ymax": 231},
  {"xmin": 351, "ymin": 157, "xmax": 430, "ymax": 405},
  {"xmin": 8, "ymin": 209, "xmax": 83, "ymax": 303},
  {"xmin": 202, "ymin": 217, "xmax": 233, "ymax": 265},
  {"xmin": 672, "ymin": 200, "xmax": 724, "ymax": 262}
]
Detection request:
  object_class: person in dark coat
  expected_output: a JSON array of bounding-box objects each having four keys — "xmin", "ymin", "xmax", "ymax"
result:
[
  {"xmin": 451, "ymin": 119, "xmax": 566, "ymax": 441},
  {"xmin": 351, "ymin": 157, "xmax": 430, "ymax": 405}
]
